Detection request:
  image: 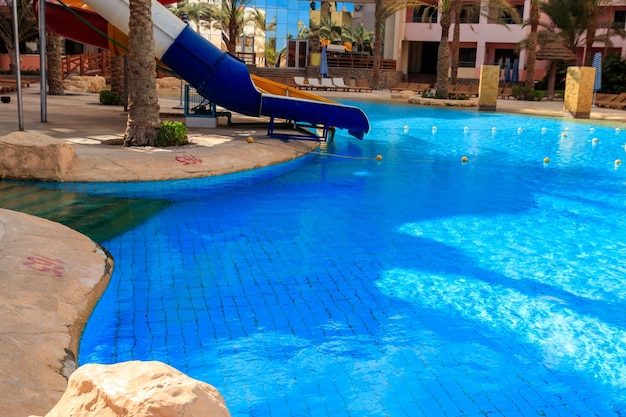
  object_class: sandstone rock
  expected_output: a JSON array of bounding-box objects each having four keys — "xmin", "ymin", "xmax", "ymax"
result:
[
  {"xmin": 390, "ymin": 90, "xmax": 415, "ymax": 100},
  {"xmin": 408, "ymin": 96, "xmax": 478, "ymax": 107},
  {"xmin": 0, "ymin": 132, "xmax": 75, "ymax": 180},
  {"xmin": 63, "ymin": 75, "xmax": 106, "ymax": 93},
  {"xmin": 34, "ymin": 361, "xmax": 231, "ymax": 417},
  {"xmin": 157, "ymin": 77, "xmax": 183, "ymax": 89}
]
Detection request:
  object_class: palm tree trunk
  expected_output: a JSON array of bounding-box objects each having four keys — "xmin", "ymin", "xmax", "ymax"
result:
[
  {"xmin": 46, "ymin": 32, "xmax": 64, "ymax": 95},
  {"xmin": 583, "ymin": 15, "xmax": 598, "ymax": 66},
  {"xmin": 547, "ymin": 61, "xmax": 556, "ymax": 100},
  {"xmin": 525, "ymin": 0, "xmax": 539, "ymax": 89},
  {"xmin": 6, "ymin": 46, "xmax": 18, "ymax": 75},
  {"xmin": 124, "ymin": 0, "xmax": 160, "ymax": 146},
  {"xmin": 110, "ymin": 55, "xmax": 125, "ymax": 100},
  {"xmin": 435, "ymin": 11, "xmax": 452, "ymax": 99},
  {"xmin": 372, "ymin": 15, "xmax": 382, "ymax": 90},
  {"xmin": 450, "ymin": 1, "xmax": 461, "ymax": 85}
]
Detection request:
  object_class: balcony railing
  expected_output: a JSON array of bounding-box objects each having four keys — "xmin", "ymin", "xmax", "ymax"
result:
[{"xmin": 326, "ymin": 55, "xmax": 396, "ymax": 70}]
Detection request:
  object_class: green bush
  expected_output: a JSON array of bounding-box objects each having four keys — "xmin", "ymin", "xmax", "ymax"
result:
[
  {"xmin": 99, "ymin": 89, "xmax": 122, "ymax": 106},
  {"xmin": 157, "ymin": 121, "xmax": 189, "ymax": 147},
  {"xmin": 512, "ymin": 86, "xmax": 544, "ymax": 101}
]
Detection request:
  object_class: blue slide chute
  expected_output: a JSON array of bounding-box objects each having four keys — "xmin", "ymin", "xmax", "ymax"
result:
[{"xmin": 161, "ymin": 26, "xmax": 370, "ymax": 139}]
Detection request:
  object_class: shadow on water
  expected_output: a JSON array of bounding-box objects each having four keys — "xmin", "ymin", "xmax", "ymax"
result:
[{"xmin": 0, "ymin": 181, "xmax": 169, "ymax": 242}]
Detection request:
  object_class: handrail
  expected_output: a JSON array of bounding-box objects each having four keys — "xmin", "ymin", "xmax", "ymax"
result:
[{"xmin": 62, "ymin": 52, "xmax": 111, "ymax": 79}]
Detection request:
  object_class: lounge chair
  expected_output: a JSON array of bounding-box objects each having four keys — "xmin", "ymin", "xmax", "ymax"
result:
[
  {"xmin": 307, "ymin": 78, "xmax": 325, "ymax": 90},
  {"xmin": 293, "ymin": 76, "xmax": 310, "ymax": 89},
  {"xmin": 320, "ymin": 78, "xmax": 337, "ymax": 91},
  {"xmin": 332, "ymin": 77, "xmax": 357, "ymax": 92},
  {"xmin": 389, "ymin": 82, "xmax": 410, "ymax": 92},
  {"xmin": 356, "ymin": 78, "xmax": 372, "ymax": 92},
  {"xmin": 603, "ymin": 93, "xmax": 626, "ymax": 110}
]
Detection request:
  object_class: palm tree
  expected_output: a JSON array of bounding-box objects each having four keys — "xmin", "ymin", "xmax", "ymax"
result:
[
  {"xmin": 0, "ymin": 0, "xmax": 38, "ymax": 74},
  {"xmin": 250, "ymin": 8, "xmax": 276, "ymax": 66},
  {"xmin": 582, "ymin": 0, "xmax": 609, "ymax": 66},
  {"xmin": 372, "ymin": 0, "xmax": 426, "ymax": 89},
  {"xmin": 109, "ymin": 55, "xmax": 125, "ymax": 102},
  {"xmin": 170, "ymin": 0, "xmax": 213, "ymax": 34},
  {"xmin": 417, "ymin": 0, "xmax": 519, "ymax": 98},
  {"xmin": 319, "ymin": 15, "xmax": 340, "ymax": 42},
  {"xmin": 540, "ymin": 0, "xmax": 587, "ymax": 52},
  {"xmin": 124, "ymin": 0, "xmax": 160, "ymax": 146},
  {"xmin": 449, "ymin": 0, "xmax": 462, "ymax": 84},
  {"xmin": 524, "ymin": 0, "xmax": 541, "ymax": 89},
  {"xmin": 343, "ymin": 22, "xmax": 372, "ymax": 52},
  {"xmin": 46, "ymin": 32, "xmax": 63, "ymax": 95},
  {"xmin": 212, "ymin": 0, "xmax": 253, "ymax": 54}
]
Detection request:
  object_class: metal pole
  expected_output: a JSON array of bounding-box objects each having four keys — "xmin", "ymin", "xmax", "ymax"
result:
[
  {"xmin": 12, "ymin": 0, "xmax": 24, "ymax": 131},
  {"xmin": 39, "ymin": 0, "xmax": 47, "ymax": 122}
]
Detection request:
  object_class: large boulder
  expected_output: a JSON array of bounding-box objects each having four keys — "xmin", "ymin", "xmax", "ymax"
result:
[
  {"xmin": 63, "ymin": 75, "xmax": 107, "ymax": 93},
  {"xmin": 0, "ymin": 132, "xmax": 75, "ymax": 180},
  {"xmin": 34, "ymin": 361, "xmax": 231, "ymax": 417}
]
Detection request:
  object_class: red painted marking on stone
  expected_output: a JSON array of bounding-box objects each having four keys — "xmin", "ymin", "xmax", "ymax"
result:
[
  {"xmin": 175, "ymin": 155, "xmax": 203, "ymax": 165},
  {"xmin": 23, "ymin": 255, "xmax": 65, "ymax": 277}
]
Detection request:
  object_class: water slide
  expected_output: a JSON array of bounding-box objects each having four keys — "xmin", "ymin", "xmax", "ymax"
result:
[{"xmin": 37, "ymin": 0, "xmax": 370, "ymax": 139}]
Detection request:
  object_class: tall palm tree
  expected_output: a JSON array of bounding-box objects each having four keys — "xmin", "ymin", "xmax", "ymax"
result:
[
  {"xmin": 372, "ymin": 0, "xmax": 426, "ymax": 89},
  {"xmin": 170, "ymin": 0, "xmax": 213, "ymax": 34},
  {"xmin": 0, "ymin": 0, "xmax": 38, "ymax": 74},
  {"xmin": 582, "ymin": 0, "xmax": 608, "ymax": 66},
  {"xmin": 212, "ymin": 0, "xmax": 253, "ymax": 54},
  {"xmin": 124, "ymin": 0, "xmax": 160, "ymax": 146},
  {"xmin": 343, "ymin": 22, "xmax": 372, "ymax": 52},
  {"xmin": 417, "ymin": 0, "xmax": 518, "ymax": 98},
  {"xmin": 46, "ymin": 32, "xmax": 63, "ymax": 95},
  {"xmin": 524, "ymin": 0, "xmax": 541, "ymax": 89},
  {"xmin": 540, "ymin": 0, "xmax": 587, "ymax": 52},
  {"xmin": 449, "ymin": 0, "xmax": 462, "ymax": 84}
]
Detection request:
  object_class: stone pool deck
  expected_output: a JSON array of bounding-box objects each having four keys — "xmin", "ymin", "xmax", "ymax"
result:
[{"xmin": 1, "ymin": 87, "xmax": 625, "ymax": 416}]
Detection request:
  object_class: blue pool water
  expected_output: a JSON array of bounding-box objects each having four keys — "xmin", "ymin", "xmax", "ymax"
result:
[{"xmin": 79, "ymin": 102, "xmax": 626, "ymax": 417}]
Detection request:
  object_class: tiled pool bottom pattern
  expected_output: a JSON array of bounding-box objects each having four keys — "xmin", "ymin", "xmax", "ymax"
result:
[{"xmin": 80, "ymin": 104, "xmax": 626, "ymax": 417}]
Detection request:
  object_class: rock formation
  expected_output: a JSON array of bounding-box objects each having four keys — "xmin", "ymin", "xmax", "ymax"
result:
[{"xmin": 32, "ymin": 361, "xmax": 231, "ymax": 417}]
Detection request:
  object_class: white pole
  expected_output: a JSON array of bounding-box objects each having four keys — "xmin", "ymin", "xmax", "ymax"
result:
[
  {"xmin": 39, "ymin": 0, "xmax": 47, "ymax": 122},
  {"xmin": 12, "ymin": 0, "xmax": 24, "ymax": 131}
]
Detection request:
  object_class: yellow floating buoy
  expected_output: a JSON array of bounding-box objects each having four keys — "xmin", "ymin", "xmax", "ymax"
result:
[
  {"xmin": 246, "ymin": 136, "xmax": 254, "ymax": 143},
  {"xmin": 376, "ymin": 155, "xmax": 383, "ymax": 161},
  {"xmin": 543, "ymin": 157, "xmax": 550, "ymax": 164},
  {"xmin": 461, "ymin": 156, "xmax": 468, "ymax": 163}
]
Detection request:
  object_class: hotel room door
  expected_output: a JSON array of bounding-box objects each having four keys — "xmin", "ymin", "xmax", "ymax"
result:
[{"xmin": 288, "ymin": 40, "xmax": 308, "ymax": 68}]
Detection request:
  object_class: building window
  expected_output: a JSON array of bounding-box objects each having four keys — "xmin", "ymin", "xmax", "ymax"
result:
[
  {"xmin": 615, "ymin": 10, "xmax": 626, "ymax": 29},
  {"xmin": 413, "ymin": 5, "xmax": 438, "ymax": 23},
  {"xmin": 494, "ymin": 49, "xmax": 516, "ymax": 67},
  {"xmin": 459, "ymin": 48, "xmax": 476, "ymax": 67}
]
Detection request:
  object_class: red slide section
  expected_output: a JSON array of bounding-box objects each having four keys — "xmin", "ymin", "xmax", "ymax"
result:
[{"xmin": 34, "ymin": 0, "xmax": 177, "ymax": 50}]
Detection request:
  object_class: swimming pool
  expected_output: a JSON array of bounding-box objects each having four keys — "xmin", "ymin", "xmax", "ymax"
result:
[{"xmin": 78, "ymin": 102, "xmax": 626, "ymax": 416}]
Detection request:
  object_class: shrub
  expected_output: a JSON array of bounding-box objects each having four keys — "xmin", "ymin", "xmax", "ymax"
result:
[
  {"xmin": 99, "ymin": 89, "xmax": 122, "ymax": 106},
  {"xmin": 157, "ymin": 121, "xmax": 189, "ymax": 147},
  {"xmin": 512, "ymin": 86, "xmax": 544, "ymax": 101}
]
